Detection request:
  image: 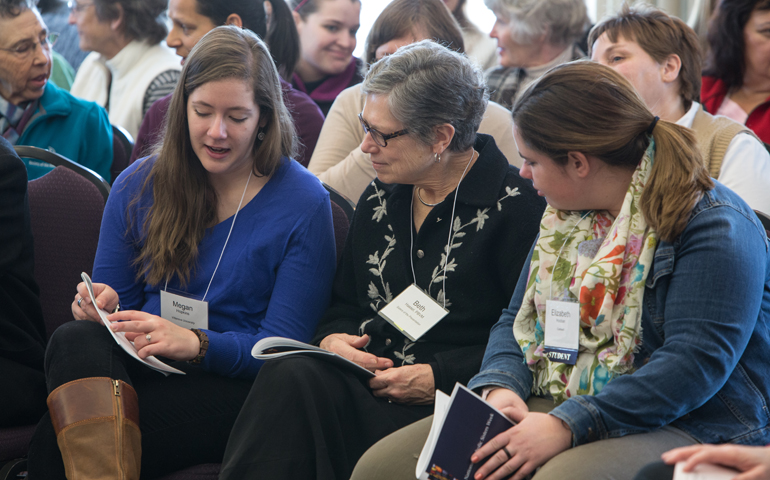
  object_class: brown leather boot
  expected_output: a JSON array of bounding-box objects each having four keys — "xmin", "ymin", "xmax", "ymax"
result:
[{"xmin": 47, "ymin": 377, "xmax": 141, "ymax": 480}]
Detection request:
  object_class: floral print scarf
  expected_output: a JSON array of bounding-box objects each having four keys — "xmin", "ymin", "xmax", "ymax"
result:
[{"xmin": 513, "ymin": 145, "xmax": 658, "ymax": 403}]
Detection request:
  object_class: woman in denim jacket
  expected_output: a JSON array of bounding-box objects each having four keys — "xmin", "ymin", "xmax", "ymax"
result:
[{"xmin": 351, "ymin": 60, "xmax": 770, "ymax": 480}]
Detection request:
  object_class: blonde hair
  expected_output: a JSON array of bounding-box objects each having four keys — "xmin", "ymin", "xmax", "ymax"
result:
[
  {"xmin": 512, "ymin": 60, "xmax": 713, "ymax": 242},
  {"xmin": 133, "ymin": 26, "xmax": 295, "ymax": 286}
]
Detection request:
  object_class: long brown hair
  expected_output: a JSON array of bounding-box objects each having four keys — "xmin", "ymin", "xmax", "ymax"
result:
[
  {"xmin": 512, "ymin": 60, "xmax": 713, "ymax": 242},
  {"xmin": 134, "ymin": 26, "xmax": 295, "ymax": 287}
]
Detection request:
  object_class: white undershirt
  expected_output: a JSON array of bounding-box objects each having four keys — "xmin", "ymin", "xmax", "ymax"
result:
[{"xmin": 677, "ymin": 102, "xmax": 770, "ymax": 214}]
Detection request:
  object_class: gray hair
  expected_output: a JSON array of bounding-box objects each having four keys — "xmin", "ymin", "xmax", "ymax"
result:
[
  {"xmin": 484, "ymin": 0, "xmax": 589, "ymax": 46},
  {"xmin": 361, "ymin": 40, "xmax": 487, "ymax": 152},
  {"xmin": 93, "ymin": 0, "xmax": 168, "ymax": 45},
  {"xmin": 0, "ymin": 0, "xmax": 37, "ymax": 18}
]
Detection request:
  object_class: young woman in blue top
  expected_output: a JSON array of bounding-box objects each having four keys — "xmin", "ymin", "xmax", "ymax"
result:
[
  {"xmin": 351, "ymin": 60, "xmax": 770, "ymax": 480},
  {"xmin": 27, "ymin": 26, "xmax": 336, "ymax": 479}
]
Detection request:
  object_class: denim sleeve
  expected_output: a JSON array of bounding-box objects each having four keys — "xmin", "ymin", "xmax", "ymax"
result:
[
  {"xmin": 467, "ymin": 240, "xmax": 535, "ymax": 400},
  {"xmin": 550, "ymin": 205, "xmax": 768, "ymax": 446}
]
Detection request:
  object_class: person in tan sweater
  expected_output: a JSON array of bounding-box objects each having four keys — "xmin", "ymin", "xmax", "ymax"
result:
[
  {"xmin": 308, "ymin": 0, "xmax": 521, "ymax": 204},
  {"xmin": 590, "ymin": 4, "xmax": 770, "ymax": 214}
]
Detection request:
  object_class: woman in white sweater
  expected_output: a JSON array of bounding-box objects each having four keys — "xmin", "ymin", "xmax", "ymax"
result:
[
  {"xmin": 308, "ymin": 0, "xmax": 521, "ymax": 204},
  {"xmin": 68, "ymin": 0, "xmax": 181, "ymax": 138}
]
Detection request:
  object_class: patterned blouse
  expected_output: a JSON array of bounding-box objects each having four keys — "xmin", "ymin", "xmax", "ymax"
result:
[{"xmin": 312, "ymin": 134, "xmax": 546, "ymax": 393}]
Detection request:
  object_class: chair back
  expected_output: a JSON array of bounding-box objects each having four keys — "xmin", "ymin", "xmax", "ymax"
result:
[
  {"xmin": 28, "ymin": 166, "xmax": 106, "ymax": 339},
  {"xmin": 756, "ymin": 210, "xmax": 770, "ymax": 238},
  {"xmin": 323, "ymin": 182, "xmax": 353, "ymax": 264},
  {"xmin": 111, "ymin": 124, "xmax": 135, "ymax": 184},
  {"xmin": 15, "ymin": 146, "xmax": 110, "ymax": 201},
  {"xmin": 323, "ymin": 182, "xmax": 355, "ymax": 221}
]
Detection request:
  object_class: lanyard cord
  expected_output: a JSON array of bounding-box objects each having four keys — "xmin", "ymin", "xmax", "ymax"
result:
[
  {"xmin": 165, "ymin": 170, "xmax": 253, "ymax": 302},
  {"xmin": 549, "ymin": 209, "xmax": 593, "ymax": 301},
  {"xmin": 409, "ymin": 149, "xmax": 476, "ymax": 309}
]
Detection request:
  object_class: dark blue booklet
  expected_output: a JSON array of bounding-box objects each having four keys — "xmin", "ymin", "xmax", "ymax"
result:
[{"xmin": 417, "ymin": 383, "xmax": 515, "ymax": 480}]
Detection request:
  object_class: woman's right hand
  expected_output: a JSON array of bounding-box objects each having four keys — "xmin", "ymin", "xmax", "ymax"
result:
[
  {"xmin": 72, "ymin": 282, "xmax": 119, "ymax": 323},
  {"xmin": 486, "ymin": 388, "xmax": 529, "ymax": 422},
  {"xmin": 319, "ymin": 333, "xmax": 393, "ymax": 371}
]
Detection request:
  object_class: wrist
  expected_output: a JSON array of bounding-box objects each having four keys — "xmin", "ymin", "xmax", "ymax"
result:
[{"xmin": 188, "ymin": 329, "xmax": 209, "ymax": 365}]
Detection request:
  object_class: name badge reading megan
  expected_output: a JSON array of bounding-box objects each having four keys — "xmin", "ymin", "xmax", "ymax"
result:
[
  {"xmin": 160, "ymin": 290, "xmax": 209, "ymax": 330},
  {"xmin": 544, "ymin": 300, "xmax": 580, "ymax": 365},
  {"xmin": 378, "ymin": 284, "xmax": 448, "ymax": 342}
]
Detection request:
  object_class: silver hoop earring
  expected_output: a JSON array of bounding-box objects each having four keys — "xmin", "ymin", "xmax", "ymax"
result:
[
  {"xmin": 257, "ymin": 130, "xmax": 266, "ymax": 141},
  {"xmin": 434, "ymin": 152, "xmax": 441, "ymax": 163}
]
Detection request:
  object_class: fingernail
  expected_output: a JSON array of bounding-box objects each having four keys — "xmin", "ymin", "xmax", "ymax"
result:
[
  {"xmin": 471, "ymin": 455, "xmax": 478, "ymax": 463},
  {"xmin": 110, "ymin": 323, "xmax": 119, "ymax": 330}
]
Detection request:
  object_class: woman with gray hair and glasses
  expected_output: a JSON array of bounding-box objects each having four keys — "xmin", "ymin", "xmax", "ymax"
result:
[
  {"xmin": 218, "ymin": 40, "xmax": 545, "ymax": 480},
  {"xmin": 485, "ymin": 0, "xmax": 589, "ymax": 109}
]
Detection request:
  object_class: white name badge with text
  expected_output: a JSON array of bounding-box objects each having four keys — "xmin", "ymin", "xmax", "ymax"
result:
[
  {"xmin": 160, "ymin": 290, "xmax": 209, "ymax": 330},
  {"xmin": 378, "ymin": 284, "xmax": 449, "ymax": 342},
  {"xmin": 544, "ymin": 299, "xmax": 580, "ymax": 365}
]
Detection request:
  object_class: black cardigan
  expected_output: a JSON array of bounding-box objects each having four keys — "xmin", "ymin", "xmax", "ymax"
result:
[
  {"xmin": 0, "ymin": 136, "xmax": 46, "ymax": 372},
  {"xmin": 313, "ymin": 134, "xmax": 546, "ymax": 394}
]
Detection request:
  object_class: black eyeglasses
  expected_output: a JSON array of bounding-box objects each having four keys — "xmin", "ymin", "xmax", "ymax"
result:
[{"xmin": 358, "ymin": 113, "xmax": 409, "ymax": 147}]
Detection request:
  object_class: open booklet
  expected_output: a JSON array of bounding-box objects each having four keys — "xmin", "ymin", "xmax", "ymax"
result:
[
  {"xmin": 251, "ymin": 337, "xmax": 375, "ymax": 378},
  {"xmin": 416, "ymin": 383, "xmax": 515, "ymax": 480},
  {"xmin": 673, "ymin": 462, "xmax": 738, "ymax": 480},
  {"xmin": 81, "ymin": 273, "xmax": 185, "ymax": 376}
]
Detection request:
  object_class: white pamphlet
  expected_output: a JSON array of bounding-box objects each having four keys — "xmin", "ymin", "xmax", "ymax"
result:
[
  {"xmin": 81, "ymin": 273, "xmax": 185, "ymax": 376},
  {"xmin": 673, "ymin": 462, "xmax": 738, "ymax": 480}
]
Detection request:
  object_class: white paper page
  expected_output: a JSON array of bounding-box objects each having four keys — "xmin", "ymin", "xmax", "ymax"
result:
[
  {"xmin": 81, "ymin": 273, "xmax": 184, "ymax": 375},
  {"xmin": 673, "ymin": 461, "xmax": 738, "ymax": 480},
  {"xmin": 416, "ymin": 389, "xmax": 452, "ymax": 479}
]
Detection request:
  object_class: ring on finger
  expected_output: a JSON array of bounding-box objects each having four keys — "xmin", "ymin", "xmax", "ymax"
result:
[
  {"xmin": 145, "ymin": 334, "xmax": 152, "ymax": 342},
  {"xmin": 77, "ymin": 296, "xmax": 83, "ymax": 308},
  {"xmin": 502, "ymin": 446, "xmax": 513, "ymax": 460}
]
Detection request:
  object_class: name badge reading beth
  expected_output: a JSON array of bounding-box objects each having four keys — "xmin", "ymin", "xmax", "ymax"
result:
[
  {"xmin": 160, "ymin": 290, "xmax": 209, "ymax": 330},
  {"xmin": 544, "ymin": 300, "xmax": 580, "ymax": 365},
  {"xmin": 378, "ymin": 284, "xmax": 448, "ymax": 342}
]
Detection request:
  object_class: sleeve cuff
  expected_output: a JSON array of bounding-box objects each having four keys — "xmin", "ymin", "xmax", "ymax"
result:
[
  {"xmin": 468, "ymin": 369, "xmax": 531, "ymax": 401},
  {"xmin": 549, "ymin": 396, "xmax": 607, "ymax": 446}
]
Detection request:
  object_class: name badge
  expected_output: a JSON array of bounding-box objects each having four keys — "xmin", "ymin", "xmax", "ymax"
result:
[
  {"xmin": 160, "ymin": 290, "xmax": 209, "ymax": 330},
  {"xmin": 544, "ymin": 300, "xmax": 579, "ymax": 365},
  {"xmin": 378, "ymin": 284, "xmax": 449, "ymax": 342}
]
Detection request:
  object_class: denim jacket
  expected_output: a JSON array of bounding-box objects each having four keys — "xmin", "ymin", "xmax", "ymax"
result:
[{"xmin": 468, "ymin": 182, "xmax": 770, "ymax": 447}]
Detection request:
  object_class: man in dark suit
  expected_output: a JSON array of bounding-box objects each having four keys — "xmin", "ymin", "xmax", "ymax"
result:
[{"xmin": 0, "ymin": 135, "xmax": 47, "ymax": 427}]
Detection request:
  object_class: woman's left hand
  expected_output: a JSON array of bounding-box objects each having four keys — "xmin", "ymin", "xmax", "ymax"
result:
[
  {"xmin": 470, "ymin": 412, "xmax": 572, "ymax": 480},
  {"xmin": 369, "ymin": 364, "xmax": 435, "ymax": 405},
  {"xmin": 107, "ymin": 310, "xmax": 200, "ymax": 362}
]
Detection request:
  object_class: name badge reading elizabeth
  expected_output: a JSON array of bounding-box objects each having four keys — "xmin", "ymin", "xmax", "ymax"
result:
[
  {"xmin": 378, "ymin": 284, "xmax": 449, "ymax": 342},
  {"xmin": 544, "ymin": 300, "xmax": 580, "ymax": 365},
  {"xmin": 160, "ymin": 290, "xmax": 209, "ymax": 330}
]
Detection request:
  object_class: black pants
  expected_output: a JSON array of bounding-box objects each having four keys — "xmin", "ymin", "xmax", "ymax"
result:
[
  {"xmin": 27, "ymin": 320, "xmax": 252, "ymax": 479},
  {"xmin": 0, "ymin": 356, "xmax": 46, "ymax": 427},
  {"xmin": 219, "ymin": 355, "xmax": 434, "ymax": 480}
]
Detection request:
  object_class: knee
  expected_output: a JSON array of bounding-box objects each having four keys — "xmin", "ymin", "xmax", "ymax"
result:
[
  {"xmin": 257, "ymin": 356, "xmax": 334, "ymax": 386},
  {"xmin": 44, "ymin": 320, "xmax": 111, "ymax": 375}
]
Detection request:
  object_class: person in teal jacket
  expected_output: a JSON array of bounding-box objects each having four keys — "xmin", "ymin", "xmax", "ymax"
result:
[
  {"xmin": 0, "ymin": 0, "xmax": 112, "ymax": 181},
  {"xmin": 18, "ymin": 82, "xmax": 113, "ymax": 181}
]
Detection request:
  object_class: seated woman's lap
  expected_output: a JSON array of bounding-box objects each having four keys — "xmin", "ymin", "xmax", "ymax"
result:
[
  {"xmin": 352, "ymin": 397, "xmax": 697, "ymax": 480},
  {"xmin": 219, "ymin": 355, "xmax": 433, "ymax": 480},
  {"xmin": 32, "ymin": 320, "xmax": 253, "ymax": 478}
]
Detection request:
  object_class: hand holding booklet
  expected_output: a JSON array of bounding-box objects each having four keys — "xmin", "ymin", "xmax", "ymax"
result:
[
  {"xmin": 416, "ymin": 383, "xmax": 515, "ymax": 480},
  {"xmin": 80, "ymin": 272, "xmax": 184, "ymax": 376},
  {"xmin": 251, "ymin": 337, "xmax": 375, "ymax": 378}
]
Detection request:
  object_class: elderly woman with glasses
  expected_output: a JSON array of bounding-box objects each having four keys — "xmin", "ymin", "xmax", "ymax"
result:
[
  {"xmin": 218, "ymin": 40, "xmax": 545, "ymax": 480},
  {"xmin": 0, "ymin": 0, "xmax": 112, "ymax": 180},
  {"xmin": 67, "ymin": 0, "xmax": 181, "ymax": 138}
]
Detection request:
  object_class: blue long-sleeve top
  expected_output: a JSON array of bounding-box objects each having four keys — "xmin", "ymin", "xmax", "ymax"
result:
[{"xmin": 93, "ymin": 156, "xmax": 337, "ymax": 379}]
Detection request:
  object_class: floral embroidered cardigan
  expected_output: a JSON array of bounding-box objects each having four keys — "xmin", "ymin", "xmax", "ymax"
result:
[{"xmin": 312, "ymin": 134, "xmax": 546, "ymax": 394}]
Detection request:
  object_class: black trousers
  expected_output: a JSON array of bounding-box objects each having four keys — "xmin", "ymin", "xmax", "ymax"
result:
[
  {"xmin": 27, "ymin": 320, "xmax": 252, "ymax": 479},
  {"xmin": 219, "ymin": 355, "xmax": 434, "ymax": 480},
  {"xmin": 0, "ymin": 356, "xmax": 46, "ymax": 427}
]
